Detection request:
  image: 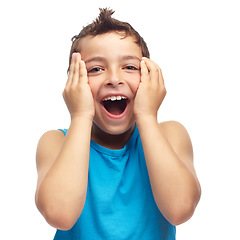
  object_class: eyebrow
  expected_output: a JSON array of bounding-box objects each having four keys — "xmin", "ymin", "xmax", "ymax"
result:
[
  {"xmin": 121, "ymin": 55, "xmax": 141, "ymax": 62},
  {"xmin": 85, "ymin": 57, "xmax": 107, "ymax": 64},
  {"xmin": 85, "ymin": 55, "xmax": 141, "ymax": 64}
]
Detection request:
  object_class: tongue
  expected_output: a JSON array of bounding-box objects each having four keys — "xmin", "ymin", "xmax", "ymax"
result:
[
  {"xmin": 104, "ymin": 100, "xmax": 126, "ymax": 115},
  {"xmin": 108, "ymin": 105, "xmax": 122, "ymax": 115}
]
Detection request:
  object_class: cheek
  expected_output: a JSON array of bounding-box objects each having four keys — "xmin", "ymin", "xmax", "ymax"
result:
[
  {"xmin": 128, "ymin": 75, "xmax": 141, "ymax": 96},
  {"xmin": 88, "ymin": 78, "xmax": 99, "ymax": 98}
]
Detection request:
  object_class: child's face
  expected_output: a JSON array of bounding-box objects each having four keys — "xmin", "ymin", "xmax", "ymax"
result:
[{"xmin": 79, "ymin": 32, "xmax": 142, "ymax": 135}]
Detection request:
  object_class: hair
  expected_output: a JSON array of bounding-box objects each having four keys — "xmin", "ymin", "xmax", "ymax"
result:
[{"xmin": 68, "ymin": 8, "xmax": 150, "ymax": 72}]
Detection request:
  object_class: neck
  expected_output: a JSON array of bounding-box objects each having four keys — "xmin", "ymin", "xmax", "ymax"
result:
[{"xmin": 91, "ymin": 123, "xmax": 135, "ymax": 150}]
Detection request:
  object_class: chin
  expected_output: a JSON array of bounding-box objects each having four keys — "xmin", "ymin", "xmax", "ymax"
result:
[{"xmin": 92, "ymin": 118, "xmax": 136, "ymax": 136}]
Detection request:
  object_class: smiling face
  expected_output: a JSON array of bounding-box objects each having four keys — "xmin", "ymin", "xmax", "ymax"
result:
[{"xmin": 78, "ymin": 32, "xmax": 142, "ymax": 139}]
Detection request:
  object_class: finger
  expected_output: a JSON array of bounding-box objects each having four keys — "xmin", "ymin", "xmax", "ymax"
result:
[
  {"xmin": 65, "ymin": 53, "xmax": 76, "ymax": 87},
  {"xmin": 142, "ymin": 57, "xmax": 159, "ymax": 84},
  {"xmin": 157, "ymin": 65, "xmax": 165, "ymax": 87},
  {"xmin": 154, "ymin": 64, "xmax": 166, "ymax": 96},
  {"xmin": 79, "ymin": 60, "xmax": 88, "ymax": 84},
  {"xmin": 71, "ymin": 53, "xmax": 81, "ymax": 86},
  {"xmin": 140, "ymin": 60, "xmax": 150, "ymax": 83}
]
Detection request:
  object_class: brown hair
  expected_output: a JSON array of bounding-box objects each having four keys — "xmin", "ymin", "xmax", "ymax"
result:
[{"xmin": 68, "ymin": 8, "xmax": 150, "ymax": 71}]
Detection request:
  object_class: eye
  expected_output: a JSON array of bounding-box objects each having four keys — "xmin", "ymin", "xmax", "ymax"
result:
[
  {"xmin": 123, "ymin": 65, "xmax": 139, "ymax": 71},
  {"xmin": 88, "ymin": 67, "xmax": 104, "ymax": 73}
]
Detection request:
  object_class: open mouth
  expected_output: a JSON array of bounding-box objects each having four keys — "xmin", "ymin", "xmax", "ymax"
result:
[{"xmin": 101, "ymin": 96, "xmax": 128, "ymax": 116}]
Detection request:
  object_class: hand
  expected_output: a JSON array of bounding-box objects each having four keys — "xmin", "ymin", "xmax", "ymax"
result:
[
  {"xmin": 134, "ymin": 57, "xmax": 166, "ymax": 121},
  {"xmin": 63, "ymin": 53, "xmax": 95, "ymax": 121}
]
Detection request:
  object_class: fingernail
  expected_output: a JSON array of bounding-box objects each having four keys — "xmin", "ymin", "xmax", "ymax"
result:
[
  {"xmin": 73, "ymin": 52, "xmax": 80, "ymax": 58},
  {"xmin": 72, "ymin": 52, "xmax": 77, "ymax": 59}
]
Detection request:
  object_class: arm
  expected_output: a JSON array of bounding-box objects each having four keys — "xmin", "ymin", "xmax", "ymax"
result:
[
  {"xmin": 35, "ymin": 53, "xmax": 94, "ymax": 230},
  {"xmin": 134, "ymin": 58, "xmax": 201, "ymax": 226}
]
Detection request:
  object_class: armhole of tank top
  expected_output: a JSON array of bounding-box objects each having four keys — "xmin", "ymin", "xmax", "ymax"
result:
[{"xmin": 57, "ymin": 129, "xmax": 68, "ymax": 136}]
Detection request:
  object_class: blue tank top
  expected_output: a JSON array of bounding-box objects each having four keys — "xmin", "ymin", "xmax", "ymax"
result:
[{"xmin": 54, "ymin": 126, "xmax": 176, "ymax": 240}]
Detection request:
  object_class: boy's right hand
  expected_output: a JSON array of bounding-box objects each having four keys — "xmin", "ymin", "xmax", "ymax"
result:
[{"xmin": 63, "ymin": 53, "xmax": 95, "ymax": 121}]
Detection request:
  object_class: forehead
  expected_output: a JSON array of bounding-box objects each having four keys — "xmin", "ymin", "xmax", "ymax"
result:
[{"xmin": 78, "ymin": 32, "xmax": 142, "ymax": 61}]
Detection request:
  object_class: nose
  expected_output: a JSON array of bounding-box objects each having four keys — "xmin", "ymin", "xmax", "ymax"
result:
[{"xmin": 105, "ymin": 68, "xmax": 123, "ymax": 87}]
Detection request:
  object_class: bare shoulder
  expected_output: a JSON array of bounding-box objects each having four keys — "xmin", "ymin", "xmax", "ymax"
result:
[
  {"xmin": 159, "ymin": 120, "xmax": 192, "ymax": 145},
  {"xmin": 159, "ymin": 120, "xmax": 195, "ymax": 172},
  {"xmin": 36, "ymin": 130, "xmax": 65, "ymax": 188},
  {"xmin": 36, "ymin": 130, "xmax": 65, "ymax": 162},
  {"xmin": 37, "ymin": 130, "xmax": 65, "ymax": 149}
]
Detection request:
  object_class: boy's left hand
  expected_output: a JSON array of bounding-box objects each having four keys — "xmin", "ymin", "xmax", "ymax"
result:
[{"xmin": 134, "ymin": 58, "xmax": 166, "ymax": 121}]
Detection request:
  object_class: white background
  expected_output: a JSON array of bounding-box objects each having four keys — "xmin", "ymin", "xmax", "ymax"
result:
[{"xmin": 1, "ymin": 0, "xmax": 239, "ymax": 239}]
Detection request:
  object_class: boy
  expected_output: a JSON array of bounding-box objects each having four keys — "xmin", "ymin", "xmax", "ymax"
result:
[{"xmin": 35, "ymin": 8, "xmax": 201, "ymax": 240}]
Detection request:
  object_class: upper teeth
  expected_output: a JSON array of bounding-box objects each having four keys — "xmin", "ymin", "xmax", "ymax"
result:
[{"xmin": 103, "ymin": 96, "xmax": 127, "ymax": 101}]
